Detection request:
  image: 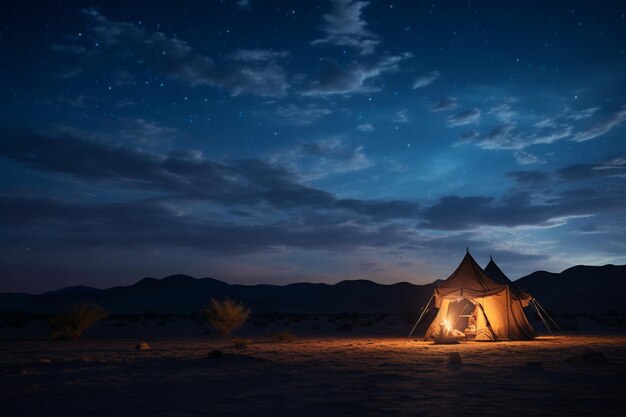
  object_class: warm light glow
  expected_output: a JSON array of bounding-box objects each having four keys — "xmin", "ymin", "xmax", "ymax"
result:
[{"xmin": 441, "ymin": 319, "xmax": 452, "ymax": 333}]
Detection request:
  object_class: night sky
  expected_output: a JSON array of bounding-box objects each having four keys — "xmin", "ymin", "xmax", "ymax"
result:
[{"xmin": 1, "ymin": 1, "xmax": 625, "ymax": 293}]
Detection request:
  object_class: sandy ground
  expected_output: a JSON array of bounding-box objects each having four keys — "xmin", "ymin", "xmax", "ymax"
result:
[{"xmin": 1, "ymin": 334, "xmax": 625, "ymax": 417}]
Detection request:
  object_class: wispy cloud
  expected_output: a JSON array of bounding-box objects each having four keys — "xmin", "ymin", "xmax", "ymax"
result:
[
  {"xmin": 275, "ymin": 104, "xmax": 333, "ymax": 125},
  {"xmin": 119, "ymin": 119, "xmax": 180, "ymax": 144},
  {"xmin": 447, "ymin": 108, "xmax": 481, "ymax": 126},
  {"xmin": 357, "ymin": 123, "xmax": 374, "ymax": 132},
  {"xmin": 412, "ymin": 70, "xmax": 440, "ymax": 89},
  {"xmin": 431, "ymin": 97, "xmax": 458, "ymax": 112},
  {"xmin": 572, "ymin": 105, "xmax": 626, "ymax": 142},
  {"xmin": 303, "ymin": 53, "xmax": 411, "ymax": 96},
  {"xmin": 271, "ymin": 137, "xmax": 373, "ymax": 180},
  {"xmin": 76, "ymin": 9, "xmax": 290, "ymax": 97},
  {"xmin": 514, "ymin": 150, "xmax": 544, "ymax": 165},
  {"xmin": 311, "ymin": 0, "xmax": 379, "ymax": 56},
  {"xmin": 392, "ymin": 109, "xmax": 409, "ymax": 123},
  {"xmin": 564, "ymin": 106, "xmax": 600, "ymax": 120},
  {"xmin": 229, "ymin": 49, "xmax": 289, "ymax": 62}
]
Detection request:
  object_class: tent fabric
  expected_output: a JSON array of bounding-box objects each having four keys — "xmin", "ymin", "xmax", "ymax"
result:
[
  {"xmin": 424, "ymin": 251, "xmax": 534, "ymax": 341},
  {"xmin": 433, "ymin": 252, "xmax": 507, "ymax": 306},
  {"xmin": 484, "ymin": 258, "xmax": 532, "ymax": 306}
]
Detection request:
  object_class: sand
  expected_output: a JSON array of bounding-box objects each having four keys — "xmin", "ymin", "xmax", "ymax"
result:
[{"xmin": 1, "ymin": 334, "xmax": 625, "ymax": 416}]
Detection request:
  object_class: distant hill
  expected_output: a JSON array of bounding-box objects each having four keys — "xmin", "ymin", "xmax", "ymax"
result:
[
  {"xmin": 514, "ymin": 264, "xmax": 626, "ymax": 314},
  {"xmin": 0, "ymin": 275, "xmax": 435, "ymax": 314},
  {"xmin": 1, "ymin": 264, "xmax": 624, "ymax": 315}
]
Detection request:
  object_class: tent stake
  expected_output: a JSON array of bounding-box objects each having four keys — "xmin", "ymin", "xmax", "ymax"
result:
[{"xmin": 403, "ymin": 294, "xmax": 434, "ymax": 344}]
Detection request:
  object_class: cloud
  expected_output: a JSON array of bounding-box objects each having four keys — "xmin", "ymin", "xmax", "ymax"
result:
[
  {"xmin": 447, "ymin": 108, "xmax": 481, "ymax": 126},
  {"xmin": 78, "ymin": 9, "xmax": 289, "ymax": 97},
  {"xmin": 275, "ymin": 104, "xmax": 333, "ymax": 125},
  {"xmin": 311, "ymin": 0, "xmax": 379, "ymax": 55},
  {"xmin": 419, "ymin": 193, "xmax": 577, "ymax": 231},
  {"xmin": 514, "ymin": 150, "xmax": 544, "ymax": 165},
  {"xmin": 0, "ymin": 129, "xmax": 327, "ymax": 208},
  {"xmin": 119, "ymin": 119, "xmax": 180, "ymax": 144},
  {"xmin": 431, "ymin": 97, "xmax": 458, "ymax": 112},
  {"xmin": 0, "ymin": 196, "xmax": 414, "ymax": 254},
  {"xmin": 558, "ymin": 156, "xmax": 626, "ymax": 181},
  {"xmin": 489, "ymin": 102, "xmax": 516, "ymax": 123},
  {"xmin": 59, "ymin": 68, "xmax": 82, "ymax": 79},
  {"xmin": 420, "ymin": 165, "xmax": 626, "ymax": 231},
  {"xmin": 460, "ymin": 130, "xmax": 479, "ymax": 140},
  {"xmin": 572, "ymin": 105, "xmax": 626, "ymax": 142},
  {"xmin": 412, "ymin": 71, "xmax": 440, "ymax": 89},
  {"xmin": 455, "ymin": 102, "xmax": 626, "ymax": 157},
  {"xmin": 564, "ymin": 106, "xmax": 600, "ymax": 121},
  {"xmin": 0, "ymin": 129, "xmax": 424, "ymax": 224},
  {"xmin": 473, "ymin": 123, "xmax": 521, "ymax": 150},
  {"xmin": 303, "ymin": 53, "xmax": 411, "ymax": 96},
  {"xmin": 528, "ymin": 126, "xmax": 573, "ymax": 145},
  {"xmin": 357, "ymin": 123, "xmax": 374, "ymax": 132},
  {"xmin": 229, "ymin": 49, "xmax": 289, "ymax": 61},
  {"xmin": 335, "ymin": 199, "xmax": 419, "ymax": 220},
  {"xmin": 392, "ymin": 109, "xmax": 409, "ymax": 123},
  {"xmin": 272, "ymin": 138, "xmax": 373, "ymax": 179}
]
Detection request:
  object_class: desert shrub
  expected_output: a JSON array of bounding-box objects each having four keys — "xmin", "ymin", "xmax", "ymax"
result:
[
  {"xmin": 231, "ymin": 338, "xmax": 252, "ymax": 349},
  {"xmin": 268, "ymin": 331, "xmax": 296, "ymax": 343},
  {"xmin": 202, "ymin": 298, "xmax": 250, "ymax": 337},
  {"xmin": 49, "ymin": 302, "xmax": 109, "ymax": 340}
]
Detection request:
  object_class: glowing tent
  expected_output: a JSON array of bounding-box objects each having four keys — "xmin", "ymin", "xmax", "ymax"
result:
[{"xmin": 421, "ymin": 250, "xmax": 534, "ymax": 341}]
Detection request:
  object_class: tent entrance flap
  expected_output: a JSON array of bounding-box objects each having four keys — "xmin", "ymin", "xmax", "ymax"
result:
[{"xmin": 424, "ymin": 298, "xmax": 485, "ymax": 340}]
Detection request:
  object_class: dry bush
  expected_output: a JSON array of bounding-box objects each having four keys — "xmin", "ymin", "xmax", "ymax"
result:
[
  {"xmin": 202, "ymin": 298, "xmax": 250, "ymax": 337},
  {"xmin": 231, "ymin": 338, "xmax": 252, "ymax": 349},
  {"xmin": 49, "ymin": 302, "xmax": 109, "ymax": 340}
]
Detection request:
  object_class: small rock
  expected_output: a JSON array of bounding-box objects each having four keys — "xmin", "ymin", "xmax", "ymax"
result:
[
  {"xmin": 80, "ymin": 356, "xmax": 94, "ymax": 363},
  {"xmin": 565, "ymin": 351, "xmax": 608, "ymax": 364},
  {"xmin": 38, "ymin": 358, "xmax": 52, "ymax": 364},
  {"xmin": 207, "ymin": 349, "xmax": 223, "ymax": 359},
  {"xmin": 135, "ymin": 342, "xmax": 151, "ymax": 351}
]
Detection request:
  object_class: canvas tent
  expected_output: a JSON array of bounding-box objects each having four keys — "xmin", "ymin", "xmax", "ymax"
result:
[
  {"xmin": 484, "ymin": 256, "xmax": 532, "ymax": 302},
  {"xmin": 422, "ymin": 250, "xmax": 534, "ymax": 341}
]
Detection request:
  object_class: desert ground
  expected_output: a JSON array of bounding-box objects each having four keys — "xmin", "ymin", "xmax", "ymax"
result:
[{"xmin": 1, "ymin": 318, "xmax": 625, "ymax": 417}]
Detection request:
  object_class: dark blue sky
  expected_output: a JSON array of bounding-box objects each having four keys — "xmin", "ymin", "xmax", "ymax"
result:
[{"xmin": 1, "ymin": 0, "xmax": 625, "ymax": 292}]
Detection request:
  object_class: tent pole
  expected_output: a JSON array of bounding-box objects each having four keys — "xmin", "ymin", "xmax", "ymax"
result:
[
  {"xmin": 403, "ymin": 294, "xmax": 434, "ymax": 344},
  {"xmin": 531, "ymin": 298, "xmax": 559, "ymax": 342},
  {"xmin": 506, "ymin": 286, "xmax": 511, "ymax": 341},
  {"xmin": 533, "ymin": 298, "xmax": 562, "ymax": 332}
]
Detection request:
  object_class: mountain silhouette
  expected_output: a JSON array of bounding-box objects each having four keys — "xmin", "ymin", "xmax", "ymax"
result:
[{"xmin": 1, "ymin": 264, "xmax": 624, "ymax": 314}]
